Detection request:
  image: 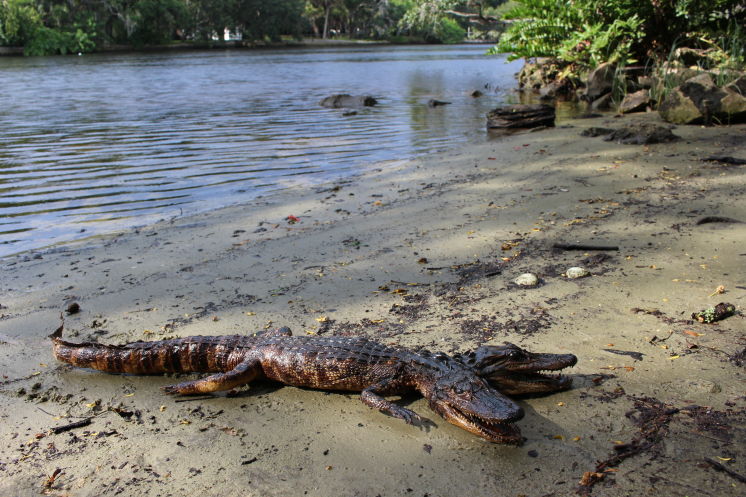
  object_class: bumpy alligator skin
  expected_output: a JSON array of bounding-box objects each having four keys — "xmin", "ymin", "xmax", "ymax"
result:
[
  {"xmin": 51, "ymin": 326, "xmax": 527, "ymax": 444},
  {"xmin": 458, "ymin": 343, "xmax": 577, "ymax": 396}
]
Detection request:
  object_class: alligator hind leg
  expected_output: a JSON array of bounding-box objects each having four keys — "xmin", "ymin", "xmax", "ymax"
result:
[
  {"xmin": 361, "ymin": 382, "xmax": 426, "ymax": 425},
  {"xmin": 163, "ymin": 359, "xmax": 261, "ymax": 395}
]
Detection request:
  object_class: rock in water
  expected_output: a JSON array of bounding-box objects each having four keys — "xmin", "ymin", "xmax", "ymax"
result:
[
  {"xmin": 619, "ymin": 89, "xmax": 651, "ymax": 114},
  {"xmin": 320, "ymin": 94, "xmax": 377, "ymax": 109},
  {"xmin": 486, "ymin": 104, "xmax": 555, "ymax": 129},
  {"xmin": 513, "ymin": 273, "xmax": 539, "ymax": 286}
]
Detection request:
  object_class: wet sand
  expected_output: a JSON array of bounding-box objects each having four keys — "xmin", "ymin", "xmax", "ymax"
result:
[{"xmin": 1, "ymin": 113, "xmax": 744, "ymax": 496}]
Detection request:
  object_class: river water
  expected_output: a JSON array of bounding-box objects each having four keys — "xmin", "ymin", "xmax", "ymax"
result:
[{"xmin": 0, "ymin": 44, "xmax": 524, "ymax": 257}]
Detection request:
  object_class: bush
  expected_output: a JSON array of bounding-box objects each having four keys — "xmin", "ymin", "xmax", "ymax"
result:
[
  {"xmin": 492, "ymin": 0, "xmax": 746, "ymax": 68},
  {"xmin": 24, "ymin": 26, "xmax": 95, "ymax": 56}
]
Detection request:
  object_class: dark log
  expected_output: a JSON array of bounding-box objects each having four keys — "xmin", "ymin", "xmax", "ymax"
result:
[
  {"xmin": 486, "ymin": 104, "xmax": 555, "ymax": 129},
  {"xmin": 50, "ymin": 418, "xmax": 91, "ymax": 434}
]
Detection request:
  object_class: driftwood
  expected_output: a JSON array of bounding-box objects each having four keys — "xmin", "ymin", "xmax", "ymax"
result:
[
  {"xmin": 50, "ymin": 417, "xmax": 91, "ymax": 434},
  {"xmin": 553, "ymin": 243, "xmax": 619, "ymax": 251},
  {"xmin": 486, "ymin": 104, "xmax": 555, "ymax": 129}
]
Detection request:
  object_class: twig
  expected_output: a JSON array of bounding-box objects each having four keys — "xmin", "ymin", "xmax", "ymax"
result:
[
  {"xmin": 703, "ymin": 457, "xmax": 746, "ymax": 483},
  {"xmin": 553, "ymin": 243, "xmax": 619, "ymax": 251},
  {"xmin": 174, "ymin": 396, "xmax": 215, "ymax": 403},
  {"xmin": 50, "ymin": 417, "xmax": 91, "ymax": 434}
]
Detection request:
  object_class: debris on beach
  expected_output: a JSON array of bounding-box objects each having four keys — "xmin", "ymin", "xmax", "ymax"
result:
[
  {"xmin": 565, "ymin": 267, "xmax": 590, "ymax": 279},
  {"xmin": 513, "ymin": 273, "xmax": 539, "ymax": 286},
  {"xmin": 691, "ymin": 303, "xmax": 736, "ymax": 323}
]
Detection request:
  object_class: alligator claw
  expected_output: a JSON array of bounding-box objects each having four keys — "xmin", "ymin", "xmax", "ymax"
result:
[{"xmin": 162, "ymin": 385, "xmax": 180, "ymax": 395}]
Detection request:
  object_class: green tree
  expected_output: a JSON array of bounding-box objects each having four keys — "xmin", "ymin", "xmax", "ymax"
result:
[
  {"xmin": 493, "ymin": 0, "xmax": 746, "ymax": 67},
  {"xmin": 0, "ymin": 0, "xmax": 43, "ymax": 46}
]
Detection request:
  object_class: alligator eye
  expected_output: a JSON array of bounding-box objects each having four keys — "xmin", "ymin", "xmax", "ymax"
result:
[
  {"xmin": 508, "ymin": 350, "xmax": 522, "ymax": 359},
  {"xmin": 453, "ymin": 386, "xmax": 464, "ymax": 394}
]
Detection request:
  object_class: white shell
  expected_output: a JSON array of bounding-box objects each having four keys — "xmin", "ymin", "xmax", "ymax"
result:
[
  {"xmin": 513, "ymin": 273, "xmax": 539, "ymax": 286},
  {"xmin": 566, "ymin": 267, "xmax": 590, "ymax": 279}
]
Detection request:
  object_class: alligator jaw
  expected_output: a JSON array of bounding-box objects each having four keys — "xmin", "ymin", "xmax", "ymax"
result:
[
  {"xmin": 436, "ymin": 403, "xmax": 523, "ymax": 444},
  {"xmin": 489, "ymin": 371, "xmax": 574, "ymax": 396}
]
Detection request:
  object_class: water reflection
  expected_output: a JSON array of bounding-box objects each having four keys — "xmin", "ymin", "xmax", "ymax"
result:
[{"xmin": 0, "ymin": 45, "xmax": 524, "ymax": 256}]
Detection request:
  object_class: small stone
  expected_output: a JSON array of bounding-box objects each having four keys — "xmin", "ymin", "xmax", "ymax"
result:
[
  {"xmin": 66, "ymin": 302, "xmax": 80, "ymax": 315},
  {"xmin": 566, "ymin": 267, "xmax": 590, "ymax": 279},
  {"xmin": 514, "ymin": 273, "xmax": 539, "ymax": 286}
]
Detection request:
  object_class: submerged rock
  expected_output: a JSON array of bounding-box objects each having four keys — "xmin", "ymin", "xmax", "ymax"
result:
[{"xmin": 320, "ymin": 94, "xmax": 377, "ymax": 109}]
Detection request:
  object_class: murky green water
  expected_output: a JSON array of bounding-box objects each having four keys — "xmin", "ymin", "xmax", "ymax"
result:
[{"xmin": 0, "ymin": 45, "xmax": 524, "ymax": 257}]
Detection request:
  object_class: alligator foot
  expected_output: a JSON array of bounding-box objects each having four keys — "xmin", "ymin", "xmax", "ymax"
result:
[
  {"xmin": 361, "ymin": 387, "xmax": 428, "ymax": 425},
  {"xmin": 163, "ymin": 359, "xmax": 260, "ymax": 394}
]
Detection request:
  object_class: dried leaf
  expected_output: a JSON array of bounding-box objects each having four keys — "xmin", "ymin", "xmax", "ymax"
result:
[
  {"xmin": 683, "ymin": 330, "xmax": 704, "ymax": 337},
  {"xmin": 668, "ymin": 355, "xmax": 680, "ymax": 360},
  {"xmin": 709, "ymin": 285, "xmax": 726, "ymax": 296}
]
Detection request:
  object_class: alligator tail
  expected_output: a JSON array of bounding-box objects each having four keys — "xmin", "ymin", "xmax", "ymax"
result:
[{"xmin": 50, "ymin": 324, "xmax": 203, "ymax": 375}]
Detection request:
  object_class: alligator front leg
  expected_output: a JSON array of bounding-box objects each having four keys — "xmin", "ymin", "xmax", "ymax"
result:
[
  {"xmin": 361, "ymin": 381, "xmax": 426, "ymax": 425},
  {"xmin": 163, "ymin": 359, "xmax": 261, "ymax": 395}
]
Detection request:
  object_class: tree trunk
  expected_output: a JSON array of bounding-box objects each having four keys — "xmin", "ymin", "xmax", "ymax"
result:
[{"xmin": 322, "ymin": 2, "xmax": 331, "ymax": 39}]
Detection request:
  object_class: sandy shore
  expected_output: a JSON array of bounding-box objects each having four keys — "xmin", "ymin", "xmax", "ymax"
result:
[{"xmin": 1, "ymin": 113, "xmax": 744, "ymax": 496}]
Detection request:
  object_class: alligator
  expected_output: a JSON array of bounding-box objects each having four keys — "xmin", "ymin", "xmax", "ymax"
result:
[
  {"xmin": 51, "ymin": 326, "xmax": 527, "ymax": 444},
  {"xmin": 457, "ymin": 343, "xmax": 577, "ymax": 396}
]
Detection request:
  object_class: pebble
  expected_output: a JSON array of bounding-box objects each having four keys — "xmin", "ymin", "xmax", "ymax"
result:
[
  {"xmin": 566, "ymin": 267, "xmax": 590, "ymax": 279},
  {"xmin": 513, "ymin": 273, "xmax": 539, "ymax": 286}
]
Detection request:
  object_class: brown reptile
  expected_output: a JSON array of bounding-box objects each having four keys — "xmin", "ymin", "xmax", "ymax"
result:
[
  {"xmin": 51, "ymin": 326, "xmax": 530, "ymax": 443},
  {"xmin": 458, "ymin": 343, "xmax": 577, "ymax": 396}
]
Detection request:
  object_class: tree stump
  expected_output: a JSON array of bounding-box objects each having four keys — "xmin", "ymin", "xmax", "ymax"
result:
[{"xmin": 486, "ymin": 104, "xmax": 555, "ymax": 129}]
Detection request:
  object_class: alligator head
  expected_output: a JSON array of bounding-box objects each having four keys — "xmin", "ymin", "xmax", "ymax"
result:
[
  {"xmin": 458, "ymin": 343, "xmax": 577, "ymax": 396},
  {"xmin": 421, "ymin": 366, "xmax": 525, "ymax": 444}
]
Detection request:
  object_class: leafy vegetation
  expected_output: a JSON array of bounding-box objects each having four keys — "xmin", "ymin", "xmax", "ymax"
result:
[
  {"xmin": 493, "ymin": 0, "xmax": 746, "ymax": 69},
  {"xmin": 0, "ymin": 0, "xmax": 512, "ymax": 54}
]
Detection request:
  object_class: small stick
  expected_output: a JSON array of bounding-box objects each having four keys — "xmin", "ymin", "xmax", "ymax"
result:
[
  {"xmin": 553, "ymin": 243, "xmax": 619, "ymax": 251},
  {"xmin": 703, "ymin": 457, "xmax": 746, "ymax": 483},
  {"xmin": 174, "ymin": 396, "xmax": 215, "ymax": 403},
  {"xmin": 51, "ymin": 417, "xmax": 91, "ymax": 434}
]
